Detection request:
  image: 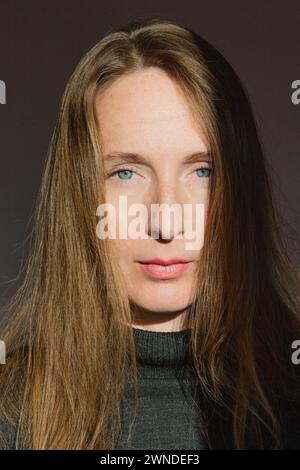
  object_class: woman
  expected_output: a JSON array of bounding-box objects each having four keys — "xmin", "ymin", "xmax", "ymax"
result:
[{"xmin": 0, "ymin": 17, "xmax": 300, "ymax": 450}]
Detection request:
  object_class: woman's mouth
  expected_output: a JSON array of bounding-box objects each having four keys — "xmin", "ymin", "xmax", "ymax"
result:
[{"xmin": 137, "ymin": 261, "xmax": 191, "ymax": 280}]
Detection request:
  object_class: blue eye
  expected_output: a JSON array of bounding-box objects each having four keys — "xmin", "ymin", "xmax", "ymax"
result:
[
  {"xmin": 111, "ymin": 169, "xmax": 134, "ymax": 180},
  {"xmin": 195, "ymin": 167, "xmax": 212, "ymax": 178}
]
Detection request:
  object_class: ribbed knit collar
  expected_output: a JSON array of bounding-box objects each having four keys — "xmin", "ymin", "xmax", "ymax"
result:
[{"xmin": 131, "ymin": 326, "xmax": 195, "ymax": 379}]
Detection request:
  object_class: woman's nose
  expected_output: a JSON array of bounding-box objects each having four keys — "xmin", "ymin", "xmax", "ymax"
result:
[{"xmin": 147, "ymin": 180, "xmax": 184, "ymax": 242}]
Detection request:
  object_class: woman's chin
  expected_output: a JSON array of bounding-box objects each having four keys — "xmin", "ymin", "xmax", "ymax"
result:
[{"xmin": 130, "ymin": 297, "xmax": 191, "ymax": 315}]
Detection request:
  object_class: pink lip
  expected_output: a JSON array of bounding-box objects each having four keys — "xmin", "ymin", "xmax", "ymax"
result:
[
  {"xmin": 139, "ymin": 257, "xmax": 190, "ymax": 266},
  {"xmin": 137, "ymin": 260, "xmax": 192, "ymax": 280}
]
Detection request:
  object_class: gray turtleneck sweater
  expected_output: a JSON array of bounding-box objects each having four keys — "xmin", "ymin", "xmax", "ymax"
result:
[
  {"xmin": 1, "ymin": 326, "xmax": 299, "ymax": 449},
  {"xmin": 116, "ymin": 326, "xmax": 207, "ymax": 450}
]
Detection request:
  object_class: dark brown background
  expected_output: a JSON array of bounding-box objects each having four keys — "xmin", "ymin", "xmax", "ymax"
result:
[{"xmin": 0, "ymin": 0, "xmax": 299, "ymax": 307}]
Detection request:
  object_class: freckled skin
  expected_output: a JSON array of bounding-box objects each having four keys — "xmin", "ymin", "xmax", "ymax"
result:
[{"xmin": 96, "ymin": 67, "xmax": 211, "ymax": 332}]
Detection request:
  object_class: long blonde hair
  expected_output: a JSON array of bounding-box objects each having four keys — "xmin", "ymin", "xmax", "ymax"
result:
[{"xmin": 1, "ymin": 17, "xmax": 300, "ymax": 449}]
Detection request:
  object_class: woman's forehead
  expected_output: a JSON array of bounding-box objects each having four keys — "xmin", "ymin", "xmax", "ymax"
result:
[{"xmin": 96, "ymin": 69, "xmax": 208, "ymax": 156}]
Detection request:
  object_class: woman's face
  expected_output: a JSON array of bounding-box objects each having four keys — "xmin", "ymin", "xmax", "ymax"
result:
[{"xmin": 96, "ymin": 66, "xmax": 212, "ymax": 330}]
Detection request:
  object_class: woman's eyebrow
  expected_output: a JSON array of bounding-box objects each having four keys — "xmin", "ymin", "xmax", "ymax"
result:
[
  {"xmin": 183, "ymin": 152, "xmax": 212, "ymax": 163},
  {"xmin": 103, "ymin": 151, "xmax": 212, "ymax": 163},
  {"xmin": 104, "ymin": 152, "xmax": 148, "ymax": 163}
]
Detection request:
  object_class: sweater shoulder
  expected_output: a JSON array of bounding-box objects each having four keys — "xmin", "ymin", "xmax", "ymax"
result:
[{"xmin": 277, "ymin": 395, "xmax": 300, "ymax": 449}]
